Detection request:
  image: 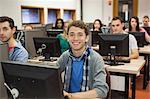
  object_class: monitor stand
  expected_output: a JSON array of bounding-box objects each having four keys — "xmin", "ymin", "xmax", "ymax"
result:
[
  {"xmin": 106, "ymin": 47, "xmax": 124, "ymax": 66},
  {"xmin": 105, "ymin": 55, "xmax": 124, "ymax": 66},
  {"xmin": 39, "ymin": 57, "xmax": 57, "ymax": 62},
  {"xmin": 39, "ymin": 53, "xmax": 57, "ymax": 62}
]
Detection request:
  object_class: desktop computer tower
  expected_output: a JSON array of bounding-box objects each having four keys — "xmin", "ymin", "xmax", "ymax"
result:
[{"xmin": 0, "ymin": 43, "xmax": 9, "ymax": 99}]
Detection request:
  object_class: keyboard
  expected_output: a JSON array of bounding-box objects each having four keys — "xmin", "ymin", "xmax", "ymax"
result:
[
  {"xmin": 39, "ymin": 58, "xmax": 57, "ymax": 62},
  {"xmin": 104, "ymin": 58, "xmax": 130, "ymax": 63},
  {"xmin": 115, "ymin": 59, "xmax": 130, "ymax": 63}
]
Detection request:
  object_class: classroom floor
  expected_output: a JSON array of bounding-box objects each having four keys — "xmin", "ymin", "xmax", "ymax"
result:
[{"xmin": 133, "ymin": 74, "xmax": 150, "ymax": 99}]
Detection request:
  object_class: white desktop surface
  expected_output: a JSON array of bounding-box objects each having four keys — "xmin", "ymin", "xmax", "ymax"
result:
[
  {"xmin": 105, "ymin": 57, "xmax": 145, "ymax": 74},
  {"xmin": 105, "ymin": 57, "xmax": 145, "ymax": 91},
  {"xmin": 28, "ymin": 56, "xmax": 58, "ymax": 66}
]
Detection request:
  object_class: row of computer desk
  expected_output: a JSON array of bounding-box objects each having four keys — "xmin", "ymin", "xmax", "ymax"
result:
[
  {"xmin": 92, "ymin": 44, "xmax": 150, "ymax": 99},
  {"xmin": 27, "ymin": 44, "xmax": 150, "ymax": 99}
]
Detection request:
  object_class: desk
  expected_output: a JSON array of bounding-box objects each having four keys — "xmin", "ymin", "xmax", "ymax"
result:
[
  {"xmin": 28, "ymin": 57, "xmax": 58, "ymax": 66},
  {"xmin": 139, "ymin": 45, "xmax": 150, "ymax": 84},
  {"xmin": 105, "ymin": 58, "xmax": 145, "ymax": 99}
]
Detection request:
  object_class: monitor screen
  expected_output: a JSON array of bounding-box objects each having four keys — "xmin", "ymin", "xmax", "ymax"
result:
[
  {"xmin": 1, "ymin": 61, "xmax": 64, "ymax": 99},
  {"xmin": 128, "ymin": 32, "xmax": 147, "ymax": 47},
  {"xmin": 99, "ymin": 34, "xmax": 129, "ymax": 65},
  {"xmin": 33, "ymin": 37, "xmax": 61, "ymax": 61},
  {"xmin": 47, "ymin": 29, "xmax": 63, "ymax": 37},
  {"xmin": 24, "ymin": 29, "xmax": 47, "ymax": 58},
  {"xmin": 143, "ymin": 27, "xmax": 150, "ymax": 35},
  {"xmin": 99, "ymin": 34, "xmax": 129, "ymax": 56},
  {"xmin": 91, "ymin": 31, "xmax": 102, "ymax": 46}
]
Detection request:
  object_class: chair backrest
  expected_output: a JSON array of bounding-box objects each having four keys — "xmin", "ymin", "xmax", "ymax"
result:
[
  {"xmin": 13, "ymin": 30, "xmax": 25, "ymax": 47},
  {"xmin": 105, "ymin": 68, "xmax": 111, "ymax": 99}
]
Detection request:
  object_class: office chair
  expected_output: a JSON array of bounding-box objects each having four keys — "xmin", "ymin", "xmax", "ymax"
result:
[{"xmin": 13, "ymin": 30, "xmax": 25, "ymax": 47}]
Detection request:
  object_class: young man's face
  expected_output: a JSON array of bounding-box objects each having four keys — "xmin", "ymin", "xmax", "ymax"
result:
[
  {"xmin": 0, "ymin": 21, "xmax": 15, "ymax": 42},
  {"xmin": 143, "ymin": 18, "xmax": 149, "ymax": 27},
  {"xmin": 111, "ymin": 19, "xmax": 124, "ymax": 34},
  {"xmin": 67, "ymin": 26, "xmax": 89, "ymax": 52}
]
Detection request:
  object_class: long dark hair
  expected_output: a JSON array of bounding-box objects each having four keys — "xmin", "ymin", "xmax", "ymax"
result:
[
  {"xmin": 129, "ymin": 16, "xmax": 140, "ymax": 31},
  {"xmin": 55, "ymin": 18, "xmax": 64, "ymax": 29},
  {"xmin": 93, "ymin": 19, "xmax": 103, "ymax": 31}
]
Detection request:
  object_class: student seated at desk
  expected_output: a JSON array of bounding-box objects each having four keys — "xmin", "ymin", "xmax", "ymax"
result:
[
  {"xmin": 56, "ymin": 20, "xmax": 71, "ymax": 54},
  {"xmin": 111, "ymin": 17, "xmax": 139, "ymax": 60},
  {"xmin": 142, "ymin": 15, "xmax": 150, "ymax": 27},
  {"xmin": 57, "ymin": 20, "xmax": 109, "ymax": 99},
  {"xmin": 125, "ymin": 16, "xmax": 150, "ymax": 43},
  {"xmin": 0, "ymin": 16, "xmax": 28, "ymax": 62}
]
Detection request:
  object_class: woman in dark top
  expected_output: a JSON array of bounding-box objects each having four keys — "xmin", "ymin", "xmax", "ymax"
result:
[{"xmin": 125, "ymin": 16, "xmax": 150, "ymax": 43}]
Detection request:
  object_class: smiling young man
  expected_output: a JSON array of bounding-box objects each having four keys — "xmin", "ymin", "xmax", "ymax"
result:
[
  {"xmin": 0, "ymin": 16, "xmax": 28, "ymax": 62},
  {"xmin": 142, "ymin": 15, "xmax": 150, "ymax": 27},
  {"xmin": 57, "ymin": 20, "xmax": 108, "ymax": 99},
  {"xmin": 111, "ymin": 17, "xmax": 139, "ymax": 59}
]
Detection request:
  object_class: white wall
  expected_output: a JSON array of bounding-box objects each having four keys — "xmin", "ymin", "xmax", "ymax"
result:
[
  {"xmin": 0, "ymin": 0, "xmax": 2, "ymax": 16},
  {"xmin": 82, "ymin": 0, "xmax": 102, "ymax": 23},
  {"xmin": 0, "ymin": 0, "xmax": 78, "ymax": 29},
  {"xmin": 102, "ymin": 0, "xmax": 113, "ymax": 25},
  {"xmin": 82, "ymin": 0, "xmax": 112, "ymax": 25},
  {"xmin": 1, "ymin": 0, "xmax": 150, "ymax": 29},
  {"xmin": 76, "ymin": 0, "xmax": 81, "ymax": 20},
  {"xmin": 138, "ymin": 0, "xmax": 150, "ymax": 23}
]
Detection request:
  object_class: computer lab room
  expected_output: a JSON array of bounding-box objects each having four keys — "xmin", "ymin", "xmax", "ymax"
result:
[{"xmin": 0, "ymin": 0, "xmax": 150, "ymax": 99}]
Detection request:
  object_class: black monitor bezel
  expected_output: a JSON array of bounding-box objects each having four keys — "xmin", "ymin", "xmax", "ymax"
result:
[
  {"xmin": 33, "ymin": 37, "xmax": 61, "ymax": 59},
  {"xmin": 91, "ymin": 31, "xmax": 102, "ymax": 46},
  {"xmin": 128, "ymin": 32, "xmax": 147, "ymax": 47},
  {"xmin": 98, "ymin": 33, "xmax": 129, "ymax": 57},
  {"xmin": 143, "ymin": 27, "xmax": 150, "ymax": 35},
  {"xmin": 46, "ymin": 29, "xmax": 63, "ymax": 37},
  {"xmin": 1, "ymin": 61, "xmax": 64, "ymax": 99}
]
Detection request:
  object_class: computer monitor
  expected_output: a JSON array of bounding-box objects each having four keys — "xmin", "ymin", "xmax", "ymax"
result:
[
  {"xmin": 99, "ymin": 34, "xmax": 129, "ymax": 65},
  {"xmin": 143, "ymin": 27, "xmax": 150, "ymax": 35},
  {"xmin": 1, "ymin": 61, "xmax": 64, "ymax": 99},
  {"xmin": 24, "ymin": 29, "xmax": 47, "ymax": 58},
  {"xmin": 33, "ymin": 37, "xmax": 61, "ymax": 61},
  {"xmin": 91, "ymin": 31, "xmax": 102, "ymax": 46},
  {"xmin": 47, "ymin": 29, "xmax": 63, "ymax": 37},
  {"xmin": 0, "ymin": 43, "xmax": 9, "ymax": 98},
  {"xmin": 128, "ymin": 32, "xmax": 147, "ymax": 47}
]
